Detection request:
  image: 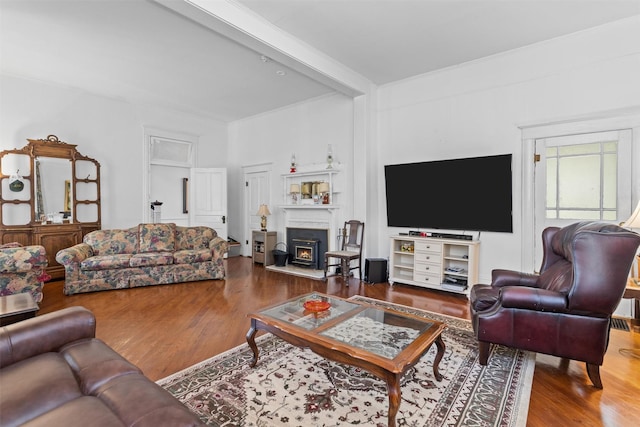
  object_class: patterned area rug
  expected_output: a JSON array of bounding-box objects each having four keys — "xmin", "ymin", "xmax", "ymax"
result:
[{"xmin": 158, "ymin": 296, "xmax": 535, "ymax": 426}]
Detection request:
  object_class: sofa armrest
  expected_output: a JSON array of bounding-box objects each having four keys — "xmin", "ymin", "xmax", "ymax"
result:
[
  {"xmin": 55, "ymin": 243, "xmax": 93, "ymax": 266},
  {"xmin": 0, "ymin": 245, "xmax": 48, "ymax": 273},
  {"xmin": 0, "ymin": 306, "xmax": 96, "ymax": 368},
  {"xmin": 500, "ymin": 286, "xmax": 568, "ymax": 312},
  {"xmin": 209, "ymin": 236, "xmax": 229, "ymax": 259},
  {"xmin": 492, "ymin": 269, "xmax": 539, "ymax": 288}
]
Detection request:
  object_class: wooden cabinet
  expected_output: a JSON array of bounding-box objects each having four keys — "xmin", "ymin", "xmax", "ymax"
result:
[
  {"xmin": 32, "ymin": 223, "xmax": 82, "ymax": 279},
  {"xmin": 389, "ymin": 236, "xmax": 479, "ymax": 296},
  {"xmin": 252, "ymin": 230, "xmax": 277, "ymax": 265},
  {"xmin": 0, "ymin": 135, "xmax": 101, "ymax": 279}
]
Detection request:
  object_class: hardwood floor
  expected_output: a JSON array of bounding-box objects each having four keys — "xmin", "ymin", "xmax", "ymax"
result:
[{"xmin": 39, "ymin": 256, "xmax": 640, "ymax": 426}]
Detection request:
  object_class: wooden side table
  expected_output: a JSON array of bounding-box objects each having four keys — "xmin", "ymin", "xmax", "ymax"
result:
[
  {"xmin": 0, "ymin": 293, "xmax": 39, "ymax": 326},
  {"xmin": 623, "ymin": 278, "xmax": 640, "ymax": 332},
  {"xmin": 252, "ymin": 230, "xmax": 277, "ymax": 266}
]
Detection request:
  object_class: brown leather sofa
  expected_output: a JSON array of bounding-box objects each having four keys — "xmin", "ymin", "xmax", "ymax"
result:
[
  {"xmin": 0, "ymin": 307, "xmax": 204, "ymax": 427},
  {"xmin": 470, "ymin": 221, "xmax": 640, "ymax": 388}
]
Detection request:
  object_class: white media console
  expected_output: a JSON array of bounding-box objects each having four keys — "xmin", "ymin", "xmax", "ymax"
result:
[{"xmin": 389, "ymin": 235, "xmax": 479, "ymax": 296}]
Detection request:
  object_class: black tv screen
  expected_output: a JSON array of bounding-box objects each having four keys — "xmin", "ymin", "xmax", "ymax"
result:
[{"xmin": 384, "ymin": 154, "xmax": 513, "ymax": 233}]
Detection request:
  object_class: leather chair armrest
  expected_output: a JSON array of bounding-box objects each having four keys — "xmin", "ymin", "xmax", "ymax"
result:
[
  {"xmin": 492, "ymin": 269, "xmax": 539, "ymax": 288},
  {"xmin": 0, "ymin": 306, "xmax": 96, "ymax": 368},
  {"xmin": 500, "ymin": 286, "xmax": 568, "ymax": 312}
]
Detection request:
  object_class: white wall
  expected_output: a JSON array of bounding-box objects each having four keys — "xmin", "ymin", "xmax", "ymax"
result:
[
  {"xmin": 227, "ymin": 93, "xmax": 354, "ymax": 246},
  {"xmin": 375, "ymin": 17, "xmax": 640, "ymax": 282},
  {"xmin": 0, "ymin": 75, "xmax": 228, "ymax": 229}
]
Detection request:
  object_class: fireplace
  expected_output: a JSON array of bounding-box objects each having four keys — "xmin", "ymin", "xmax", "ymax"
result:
[
  {"xmin": 287, "ymin": 227, "xmax": 328, "ymax": 270},
  {"xmin": 292, "ymin": 238, "xmax": 320, "ymax": 268}
]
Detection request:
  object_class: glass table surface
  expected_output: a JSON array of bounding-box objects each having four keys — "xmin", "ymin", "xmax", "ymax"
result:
[{"xmin": 257, "ymin": 293, "xmax": 435, "ymax": 359}]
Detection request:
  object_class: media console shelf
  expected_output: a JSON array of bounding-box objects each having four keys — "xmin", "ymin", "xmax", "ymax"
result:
[{"xmin": 389, "ymin": 236, "xmax": 479, "ymax": 296}]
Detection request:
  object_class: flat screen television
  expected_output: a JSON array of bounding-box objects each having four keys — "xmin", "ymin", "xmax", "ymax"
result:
[{"xmin": 384, "ymin": 154, "xmax": 513, "ymax": 233}]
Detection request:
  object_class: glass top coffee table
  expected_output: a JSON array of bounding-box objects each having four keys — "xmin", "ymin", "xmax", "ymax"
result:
[{"xmin": 246, "ymin": 292, "xmax": 446, "ymax": 427}]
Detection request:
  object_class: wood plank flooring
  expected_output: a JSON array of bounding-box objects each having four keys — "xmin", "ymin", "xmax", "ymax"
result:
[{"xmin": 38, "ymin": 256, "xmax": 640, "ymax": 426}]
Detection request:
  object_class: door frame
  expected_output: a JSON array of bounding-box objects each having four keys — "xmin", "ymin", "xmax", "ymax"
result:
[
  {"xmin": 242, "ymin": 163, "xmax": 272, "ymax": 257},
  {"xmin": 520, "ymin": 110, "xmax": 640, "ymax": 272},
  {"xmin": 142, "ymin": 127, "xmax": 198, "ymax": 223}
]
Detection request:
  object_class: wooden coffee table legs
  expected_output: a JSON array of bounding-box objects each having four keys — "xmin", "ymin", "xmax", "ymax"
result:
[
  {"xmin": 246, "ymin": 320, "xmax": 259, "ymax": 367},
  {"xmin": 385, "ymin": 335, "xmax": 445, "ymax": 427}
]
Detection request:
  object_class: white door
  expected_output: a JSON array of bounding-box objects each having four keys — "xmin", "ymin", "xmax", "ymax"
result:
[
  {"xmin": 189, "ymin": 168, "xmax": 228, "ymax": 241},
  {"xmin": 243, "ymin": 166, "xmax": 271, "ymax": 257},
  {"xmin": 149, "ymin": 164, "xmax": 190, "ymax": 225},
  {"xmin": 533, "ymin": 129, "xmax": 633, "ymax": 267}
]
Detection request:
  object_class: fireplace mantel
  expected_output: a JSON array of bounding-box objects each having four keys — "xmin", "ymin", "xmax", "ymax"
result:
[{"xmin": 280, "ymin": 205, "xmax": 340, "ymax": 211}]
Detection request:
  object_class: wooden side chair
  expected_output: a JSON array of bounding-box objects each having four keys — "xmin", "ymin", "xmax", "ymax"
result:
[{"xmin": 323, "ymin": 220, "xmax": 364, "ymax": 283}]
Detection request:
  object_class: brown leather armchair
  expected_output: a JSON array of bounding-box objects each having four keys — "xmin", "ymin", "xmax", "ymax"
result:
[
  {"xmin": 470, "ymin": 222, "xmax": 640, "ymax": 388},
  {"xmin": 0, "ymin": 306, "xmax": 204, "ymax": 426}
]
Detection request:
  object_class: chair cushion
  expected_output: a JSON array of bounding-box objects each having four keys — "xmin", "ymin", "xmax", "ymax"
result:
[
  {"xmin": 470, "ymin": 284, "xmax": 500, "ymax": 312},
  {"xmin": 536, "ymin": 258, "xmax": 573, "ymax": 293},
  {"xmin": 325, "ymin": 250, "xmax": 360, "ymax": 260}
]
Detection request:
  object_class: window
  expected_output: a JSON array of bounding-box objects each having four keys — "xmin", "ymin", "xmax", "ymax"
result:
[{"xmin": 536, "ymin": 130, "xmax": 631, "ymax": 224}]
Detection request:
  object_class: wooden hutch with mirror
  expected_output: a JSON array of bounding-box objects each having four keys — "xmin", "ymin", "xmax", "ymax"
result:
[{"xmin": 0, "ymin": 135, "xmax": 101, "ymax": 279}]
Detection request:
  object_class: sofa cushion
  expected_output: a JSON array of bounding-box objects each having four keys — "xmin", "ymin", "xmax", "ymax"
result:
[
  {"xmin": 81, "ymin": 254, "xmax": 132, "ymax": 271},
  {"xmin": 60, "ymin": 339, "xmax": 142, "ymax": 395},
  {"xmin": 84, "ymin": 229, "xmax": 138, "ymax": 256},
  {"xmin": 0, "ymin": 353, "xmax": 83, "ymax": 426},
  {"xmin": 138, "ymin": 224, "xmax": 176, "ymax": 253},
  {"xmin": 173, "ymin": 249, "xmax": 212, "ymax": 264},
  {"xmin": 129, "ymin": 252, "xmax": 174, "ymax": 268},
  {"xmin": 175, "ymin": 226, "xmax": 216, "ymax": 250},
  {"xmin": 21, "ymin": 396, "xmax": 127, "ymax": 427}
]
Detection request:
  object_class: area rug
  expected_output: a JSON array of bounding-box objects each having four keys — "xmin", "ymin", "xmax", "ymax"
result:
[{"xmin": 158, "ymin": 296, "xmax": 535, "ymax": 426}]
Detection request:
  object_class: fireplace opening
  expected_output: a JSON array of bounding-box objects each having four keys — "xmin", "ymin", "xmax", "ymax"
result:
[
  {"xmin": 292, "ymin": 238, "xmax": 319, "ymax": 269},
  {"xmin": 286, "ymin": 227, "xmax": 328, "ymax": 270}
]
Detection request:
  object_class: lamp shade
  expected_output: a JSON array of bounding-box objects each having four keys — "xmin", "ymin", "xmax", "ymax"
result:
[
  {"xmin": 290, "ymin": 184, "xmax": 300, "ymax": 193},
  {"xmin": 317, "ymin": 182, "xmax": 330, "ymax": 193},
  {"xmin": 257, "ymin": 204, "xmax": 271, "ymax": 216},
  {"xmin": 624, "ymin": 201, "xmax": 640, "ymax": 230}
]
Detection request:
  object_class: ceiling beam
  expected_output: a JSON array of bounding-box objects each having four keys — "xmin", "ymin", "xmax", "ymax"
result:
[{"xmin": 153, "ymin": 0, "xmax": 374, "ymax": 97}]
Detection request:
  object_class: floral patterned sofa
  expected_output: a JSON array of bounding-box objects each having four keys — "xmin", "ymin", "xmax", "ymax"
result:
[
  {"xmin": 0, "ymin": 243, "xmax": 48, "ymax": 303},
  {"xmin": 56, "ymin": 223, "xmax": 228, "ymax": 295}
]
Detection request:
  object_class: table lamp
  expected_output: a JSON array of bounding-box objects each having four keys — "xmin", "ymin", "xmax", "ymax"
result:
[
  {"xmin": 289, "ymin": 184, "xmax": 300, "ymax": 205},
  {"xmin": 257, "ymin": 204, "xmax": 271, "ymax": 231},
  {"xmin": 318, "ymin": 182, "xmax": 330, "ymax": 204},
  {"xmin": 623, "ymin": 201, "xmax": 640, "ymax": 284}
]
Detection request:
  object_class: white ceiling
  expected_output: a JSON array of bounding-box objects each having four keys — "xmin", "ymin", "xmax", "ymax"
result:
[{"xmin": 2, "ymin": 0, "xmax": 639, "ymax": 122}]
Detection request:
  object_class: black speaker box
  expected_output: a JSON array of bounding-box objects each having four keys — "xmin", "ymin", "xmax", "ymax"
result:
[{"xmin": 365, "ymin": 258, "xmax": 388, "ymax": 283}]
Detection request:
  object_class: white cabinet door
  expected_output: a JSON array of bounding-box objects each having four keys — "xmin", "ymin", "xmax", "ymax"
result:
[{"xmin": 190, "ymin": 168, "xmax": 227, "ymax": 241}]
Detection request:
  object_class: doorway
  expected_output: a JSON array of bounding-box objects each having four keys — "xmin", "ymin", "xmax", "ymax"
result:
[{"xmin": 242, "ymin": 164, "xmax": 272, "ymax": 257}]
